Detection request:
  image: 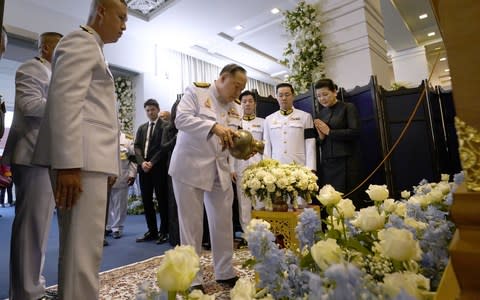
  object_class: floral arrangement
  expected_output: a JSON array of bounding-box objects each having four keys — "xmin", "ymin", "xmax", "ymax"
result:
[
  {"xmin": 240, "ymin": 173, "xmax": 462, "ymax": 299},
  {"xmin": 281, "ymin": 1, "xmax": 326, "ymax": 93},
  {"xmin": 136, "ymin": 245, "xmax": 213, "ymax": 300},
  {"xmin": 115, "ymin": 76, "xmax": 135, "ymax": 135},
  {"xmin": 241, "ymin": 159, "xmax": 319, "ymax": 210}
]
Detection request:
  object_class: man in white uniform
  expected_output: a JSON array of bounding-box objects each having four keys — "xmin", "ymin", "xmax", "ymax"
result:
[
  {"xmin": 32, "ymin": 0, "xmax": 127, "ymax": 298},
  {"xmin": 2, "ymin": 31, "xmax": 62, "ymax": 300},
  {"xmin": 264, "ymin": 83, "xmax": 316, "ymax": 197},
  {"xmin": 169, "ymin": 64, "xmax": 247, "ymax": 291},
  {"xmin": 230, "ymin": 90, "xmax": 264, "ymax": 232},
  {"xmin": 107, "ymin": 131, "xmax": 137, "ymax": 239}
]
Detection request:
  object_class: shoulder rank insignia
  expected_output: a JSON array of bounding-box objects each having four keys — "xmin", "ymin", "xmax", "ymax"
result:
[
  {"xmin": 80, "ymin": 25, "xmax": 94, "ymax": 35},
  {"xmin": 234, "ymin": 98, "xmax": 241, "ymax": 105},
  {"xmin": 194, "ymin": 82, "xmax": 211, "ymax": 88},
  {"xmin": 125, "ymin": 133, "xmax": 134, "ymax": 140},
  {"xmin": 204, "ymin": 97, "xmax": 212, "ymax": 108},
  {"xmin": 228, "ymin": 108, "xmax": 240, "ymax": 118}
]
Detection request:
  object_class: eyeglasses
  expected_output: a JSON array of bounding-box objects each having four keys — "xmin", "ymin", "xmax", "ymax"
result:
[{"xmin": 277, "ymin": 93, "xmax": 292, "ymax": 98}]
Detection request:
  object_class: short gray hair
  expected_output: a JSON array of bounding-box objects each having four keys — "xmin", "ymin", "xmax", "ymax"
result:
[{"xmin": 87, "ymin": 0, "xmax": 127, "ymax": 23}]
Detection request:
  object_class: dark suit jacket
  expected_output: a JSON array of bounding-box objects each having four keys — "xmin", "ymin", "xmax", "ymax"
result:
[
  {"xmin": 318, "ymin": 101, "xmax": 361, "ymax": 159},
  {"xmin": 134, "ymin": 120, "xmax": 167, "ymax": 168}
]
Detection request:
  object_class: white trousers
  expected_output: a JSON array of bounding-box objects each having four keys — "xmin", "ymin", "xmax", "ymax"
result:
[
  {"xmin": 172, "ymin": 177, "xmax": 236, "ymax": 286},
  {"xmin": 235, "ymin": 174, "xmax": 252, "ymax": 233},
  {"xmin": 54, "ymin": 171, "xmax": 108, "ymax": 300},
  {"xmin": 10, "ymin": 165, "xmax": 55, "ymax": 300},
  {"xmin": 106, "ymin": 187, "xmax": 128, "ymax": 232}
]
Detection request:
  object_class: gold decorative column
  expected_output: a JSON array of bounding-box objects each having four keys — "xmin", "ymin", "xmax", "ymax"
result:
[{"xmin": 431, "ymin": 1, "xmax": 480, "ymax": 299}]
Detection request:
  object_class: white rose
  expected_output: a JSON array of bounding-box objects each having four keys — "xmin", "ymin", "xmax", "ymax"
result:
[
  {"xmin": 436, "ymin": 182, "xmax": 451, "ymax": 194},
  {"xmin": 230, "ymin": 278, "xmax": 256, "ymax": 300},
  {"xmin": 400, "ymin": 190, "xmax": 411, "ymax": 199},
  {"xmin": 317, "ymin": 184, "xmax": 342, "ymax": 206},
  {"xmin": 382, "ymin": 198, "xmax": 397, "ymax": 213},
  {"xmin": 156, "ymin": 245, "xmax": 199, "ymax": 292},
  {"xmin": 441, "ymin": 173, "xmax": 450, "ymax": 182},
  {"xmin": 383, "ymin": 272, "xmax": 430, "ymax": 299},
  {"xmin": 311, "ymin": 238, "xmax": 342, "ymax": 270},
  {"xmin": 408, "ymin": 195, "xmax": 429, "ymax": 207},
  {"xmin": 404, "ymin": 218, "xmax": 428, "ymax": 230},
  {"xmin": 244, "ymin": 219, "xmax": 271, "ymax": 240},
  {"xmin": 247, "ymin": 178, "xmax": 261, "ymax": 192},
  {"xmin": 394, "ymin": 202, "xmax": 407, "ymax": 217},
  {"xmin": 428, "ymin": 189, "xmax": 444, "ymax": 203},
  {"xmin": 263, "ymin": 174, "xmax": 276, "ymax": 185},
  {"xmin": 366, "ymin": 184, "xmax": 389, "ymax": 202},
  {"xmin": 378, "ymin": 228, "xmax": 422, "ymax": 261},
  {"xmin": 335, "ymin": 199, "xmax": 356, "ymax": 219},
  {"xmin": 351, "ymin": 206, "xmax": 385, "ymax": 231}
]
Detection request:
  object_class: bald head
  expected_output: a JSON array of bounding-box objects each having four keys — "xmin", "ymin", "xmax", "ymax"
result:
[
  {"xmin": 38, "ymin": 32, "xmax": 63, "ymax": 62},
  {"xmin": 87, "ymin": 0, "xmax": 127, "ymax": 44}
]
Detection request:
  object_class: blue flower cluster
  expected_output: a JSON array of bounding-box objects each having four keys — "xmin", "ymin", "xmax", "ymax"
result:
[{"xmin": 295, "ymin": 208, "xmax": 322, "ymax": 249}]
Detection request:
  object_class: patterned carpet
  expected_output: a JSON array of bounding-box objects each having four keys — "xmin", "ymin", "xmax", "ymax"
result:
[{"xmin": 48, "ymin": 248, "xmax": 254, "ymax": 299}]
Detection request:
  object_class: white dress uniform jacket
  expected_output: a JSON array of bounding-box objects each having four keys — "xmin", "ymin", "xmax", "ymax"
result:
[
  {"xmin": 112, "ymin": 132, "xmax": 136, "ymax": 189},
  {"xmin": 264, "ymin": 108, "xmax": 316, "ymax": 170},
  {"xmin": 169, "ymin": 84, "xmax": 241, "ymax": 191},
  {"xmin": 3, "ymin": 57, "xmax": 56, "ymax": 300},
  {"xmin": 230, "ymin": 116, "xmax": 264, "ymax": 176},
  {"xmin": 33, "ymin": 28, "xmax": 120, "ymax": 176},
  {"xmin": 3, "ymin": 57, "xmax": 51, "ymax": 166}
]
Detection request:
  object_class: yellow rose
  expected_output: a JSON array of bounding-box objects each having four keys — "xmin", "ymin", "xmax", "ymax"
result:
[
  {"xmin": 230, "ymin": 278, "xmax": 256, "ymax": 300},
  {"xmin": 378, "ymin": 228, "xmax": 422, "ymax": 261},
  {"xmin": 156, "ymin": 245, "xmax": 200, "ymax": 292},
  {"xmin": 366, "ymin": 184, "xmax": 389, "ymax": 202},
  {"xmin": 404, "ymin": 218, "xmax": 428, "ymax": 230},
  {"xmin": 394, "ymin": 202, "xmax": 407, "ymax": 217},
  {"xmin": 441, "ymin": 173, "xmax": 450, "ymax": 182},
  {"xmin": 311, "ymin": 238, "xmax": 342, "ymax": 270},
  {"xmin": 351, "ymin": 206, "xmax": 385, "ymax": 231}
]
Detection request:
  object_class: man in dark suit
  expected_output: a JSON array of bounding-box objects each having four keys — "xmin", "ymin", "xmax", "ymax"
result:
[{"xmin": 134, "ymin": 99, "xmax": 169, "ymax": 244}]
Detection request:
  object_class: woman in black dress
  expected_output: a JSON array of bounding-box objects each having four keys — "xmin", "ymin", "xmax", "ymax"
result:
[{"xmin": 313, "ymin": 79, "xmax": 365, "ymax": 208}]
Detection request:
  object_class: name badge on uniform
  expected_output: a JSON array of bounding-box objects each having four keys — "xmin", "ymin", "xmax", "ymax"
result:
[
  {"xmin": 290, "ymin": 117, "xmax": 301, "ymax": 121},
  {"xmin": 252, "ymin": 124, "xmax": 261, "ymax": 128}
]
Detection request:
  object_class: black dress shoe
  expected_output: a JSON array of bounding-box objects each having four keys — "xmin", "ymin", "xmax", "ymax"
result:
[
  {"xmin": 216, "ymin": 276, "xmax": 239, "ymax": 287},
  {"xmin": 136, "ymin": 231, "xmax": 159, "ymax": 243},
  {"xmin": 112, "ymin": 231, "xmax": 122, "ymax": 239},
  {"xmin": 103, "ymin": 239, "xmax": 109, "ymax": 246},
  {"xmin": 156, "ymin": 233, "xmax": 168, "ymax": 244},
  {"xmin": 105, "ymin": 229, "xmax": 113, "ymax": 236}
]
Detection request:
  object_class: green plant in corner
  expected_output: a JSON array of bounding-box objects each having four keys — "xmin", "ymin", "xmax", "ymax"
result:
[{"xmin": 281, "ymin": 1, "xmax": 327, "ymax": 93}]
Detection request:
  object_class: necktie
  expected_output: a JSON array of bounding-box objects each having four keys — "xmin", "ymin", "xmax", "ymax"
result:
[
  {"xmin": 144, "ymin": 122, "xmax": 155, "ymax": 158},
  {"xmin": 149, "ymin": 122, "xmax": 155, "ymax": 140}
]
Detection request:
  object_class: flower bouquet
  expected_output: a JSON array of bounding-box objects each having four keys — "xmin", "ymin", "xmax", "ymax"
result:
[
  {"xmin": 241, "ymin": 159, "xmax": 319, "ymax": 210},
  {"xmin": 239, "ymin": 173, "xmax": 461, "ymax": 299}
]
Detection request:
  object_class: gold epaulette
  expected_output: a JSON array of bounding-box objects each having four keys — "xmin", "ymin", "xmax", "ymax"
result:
[
  {"xmin": 125, "ymin": 133, "xmax": 134, "ymax": 140},
  {"xmin": 234, "ymin": 98, "xmax": 241, "ymax": 105},
  {"xmin": 193, "ymin": 82, "xmax": 211, "ymax": 88}
]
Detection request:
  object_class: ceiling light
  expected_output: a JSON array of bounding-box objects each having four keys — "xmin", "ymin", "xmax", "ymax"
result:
[
  {"xmin": 271, "ymin": 70, "xmax": 288, "ymax": 77},
  {"xmin": 271, "ymin": 8, "xmax": 280, "ymax": 14},
  {"xmin": 440, "ymin": 57, "xmax": 447, "ymax": 61},
  {"xmin": 445, "ymin": 69, "xmax": 450, "ymax": 72},
  {"xmin": 419, "ymin": 14, "xmax": 428, "ymax": 19},
  {"xmin": 428, "ymin": 32, "xmax": 435, "ymax": 37},
  {"xmin": 446, "ymin": 76, "xmax": 451, "ymax": 80},
  {"xmin": 434, "ymin": 47, "xmax": 441, "ymax": 50},
  {"xmin": 235, "ymin": 25, "xmax": 244, "ymax": 30}
]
